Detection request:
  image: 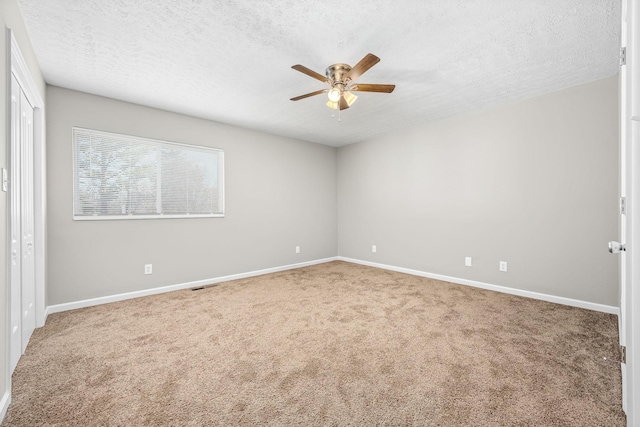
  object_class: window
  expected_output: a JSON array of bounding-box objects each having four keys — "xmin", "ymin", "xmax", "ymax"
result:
[{"xmin": 73, "ymin": 127, "xmax": 224, "ymax": 220}]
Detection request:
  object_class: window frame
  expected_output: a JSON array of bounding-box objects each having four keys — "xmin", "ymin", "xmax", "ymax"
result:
[{"xmin": 72, "ymin": 127, "xmax": 225, "ymax": 220}]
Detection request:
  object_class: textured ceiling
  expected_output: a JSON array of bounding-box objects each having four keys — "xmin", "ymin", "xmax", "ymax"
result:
[{"xmin": 17, "ymin": 0, "xmax": 620, "ymax": 147}]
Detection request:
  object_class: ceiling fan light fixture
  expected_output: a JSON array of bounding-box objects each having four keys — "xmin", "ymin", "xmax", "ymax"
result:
[
  {"xmin": 327, "ymin": 87, "xmax": 341, "ymax": 102},
  {"xmin": 343, "ymin": 90, "xmax": 357, "ymax": 107},
  {"xmin": 290, "ymin": 54, "xmax": 394, "ymax": 114}
]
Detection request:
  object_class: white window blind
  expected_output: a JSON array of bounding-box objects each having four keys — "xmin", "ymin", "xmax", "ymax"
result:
[{"xmin": 73, "ymin": 127, "xmax": 224, "ymax": 220}]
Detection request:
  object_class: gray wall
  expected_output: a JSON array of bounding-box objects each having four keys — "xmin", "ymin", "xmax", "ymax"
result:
[
  {"xmin": 338, "ymin": 77, "xmax": 619, "ymax": 306},
  {"xmin": 46, "ymin": 86, "xmax": 337, "ymax": 305},
  {"xmin": 1, "ymin": 0, "xmax": 45, "ymax": 408}
]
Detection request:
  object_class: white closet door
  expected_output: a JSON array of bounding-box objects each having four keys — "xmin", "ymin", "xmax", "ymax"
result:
[
  {"xmin": 9, "ymin": 75, "xmax": 22, "ymax": 373},
  {"xmin": 9, "ymin": 73, "xmax": 36, "ymax": 373},
  {"xmin": 20, "ymin": 84, "xmax": 36, "ymax": 354}
]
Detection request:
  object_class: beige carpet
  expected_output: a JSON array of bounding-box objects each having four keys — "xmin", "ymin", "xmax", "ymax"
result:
[{"xmin": 2, "ymin": 261, "xmax": 625, "ymax": 426}]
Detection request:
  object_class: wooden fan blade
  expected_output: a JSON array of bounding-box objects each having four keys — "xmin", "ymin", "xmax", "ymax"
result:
[
  {"xmin": 291, "ymin": 65, "xmax": 329, "ymax": 83},
  {"xmin": 339, "ymin": 96, "xmax": 349, "ymax": 110},
  {"xmin": 290, "ymin": 89, "xmax": 327, "ymax": 101},
  {"xmin": 351, "ymin": 84, "xmax": 396, "ymax": 93},
  {"xmin": 344, "ymin": 53, "xmax": 380, "ymax": 82}
]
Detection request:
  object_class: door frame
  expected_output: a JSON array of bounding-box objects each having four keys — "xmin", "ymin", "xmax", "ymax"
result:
[
  {"xmin": 8, "ymin": 30, "xmax": 45, "ymax": 328},
  {"xmin": 5, "ymin": 26, "xmax": 46, "ymax": 383},
  {"xmin": 621, "ymin": 0, "xmax": 639, "ymax": 424}
]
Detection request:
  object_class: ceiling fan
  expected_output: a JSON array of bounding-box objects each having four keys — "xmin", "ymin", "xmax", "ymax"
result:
[{"xmin": 290, "ymin": 53, "xmax": 395, "ymax": 110}]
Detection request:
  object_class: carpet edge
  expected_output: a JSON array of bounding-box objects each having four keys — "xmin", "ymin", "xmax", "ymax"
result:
[
  {"xmin": 337, "ymin": 256, "xmax": 620, "ymax": 315},
  {"xmin": 45, "ymin": 257, "xmax": 340, "ymax": 317}
]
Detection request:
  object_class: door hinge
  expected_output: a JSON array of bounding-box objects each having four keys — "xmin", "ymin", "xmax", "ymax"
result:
[
  {"xmin": 604, "ymin": 345, "xmax": 627, "ymax": 364},
  {"xmin": 620, "ymin": 196, "xmax": 627, "ymax": 215},
  {"xmin": 620, "ymin": 47, "xmax": 627, "ymax": 66}
]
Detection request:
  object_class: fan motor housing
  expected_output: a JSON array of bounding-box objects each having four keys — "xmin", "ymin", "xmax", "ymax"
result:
[{"xmin": 326, "ymin": 63, "xmax": 352, "ymax": 83}]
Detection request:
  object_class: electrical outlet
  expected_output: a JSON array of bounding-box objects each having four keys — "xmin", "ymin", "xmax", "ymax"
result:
[
  {"xmin": 295, "ymin": 246, "xmax": 300, "ymax": 254},
  {"xmin": 465, "ymin": 257, "xmax": 472, "ymax": 267},
  {"xmin": 144, "ymin": 264, "xmax": 153, "ymax": 275},
  {"xmin": 499, "ymin": 261, "xmax": 508, "ymax": 272},
  {"xmin": 372, "ymin": 245, "xmax": 377, "ymax": 253}
]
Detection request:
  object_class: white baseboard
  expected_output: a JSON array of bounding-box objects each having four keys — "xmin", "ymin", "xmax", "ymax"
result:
[
  {"xmin": 0, "ymin": 390, "xmax": 10, "ymax": 424},
  {"xmin": 46, "ymin": 257, "xmax": 339, "ymax": 316},
  {"xmin": 45, "ymin": 255, "xmax": 619, "ymax": 317},
  {"xmin": 337, "ymin": 257, "xmax": 620, "ymax": 315}
]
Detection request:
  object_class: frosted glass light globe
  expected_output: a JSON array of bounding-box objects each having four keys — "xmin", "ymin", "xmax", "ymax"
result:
[{"xmin": 327, "ymin": 88, "xmax": 341, "ymax": 102}]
